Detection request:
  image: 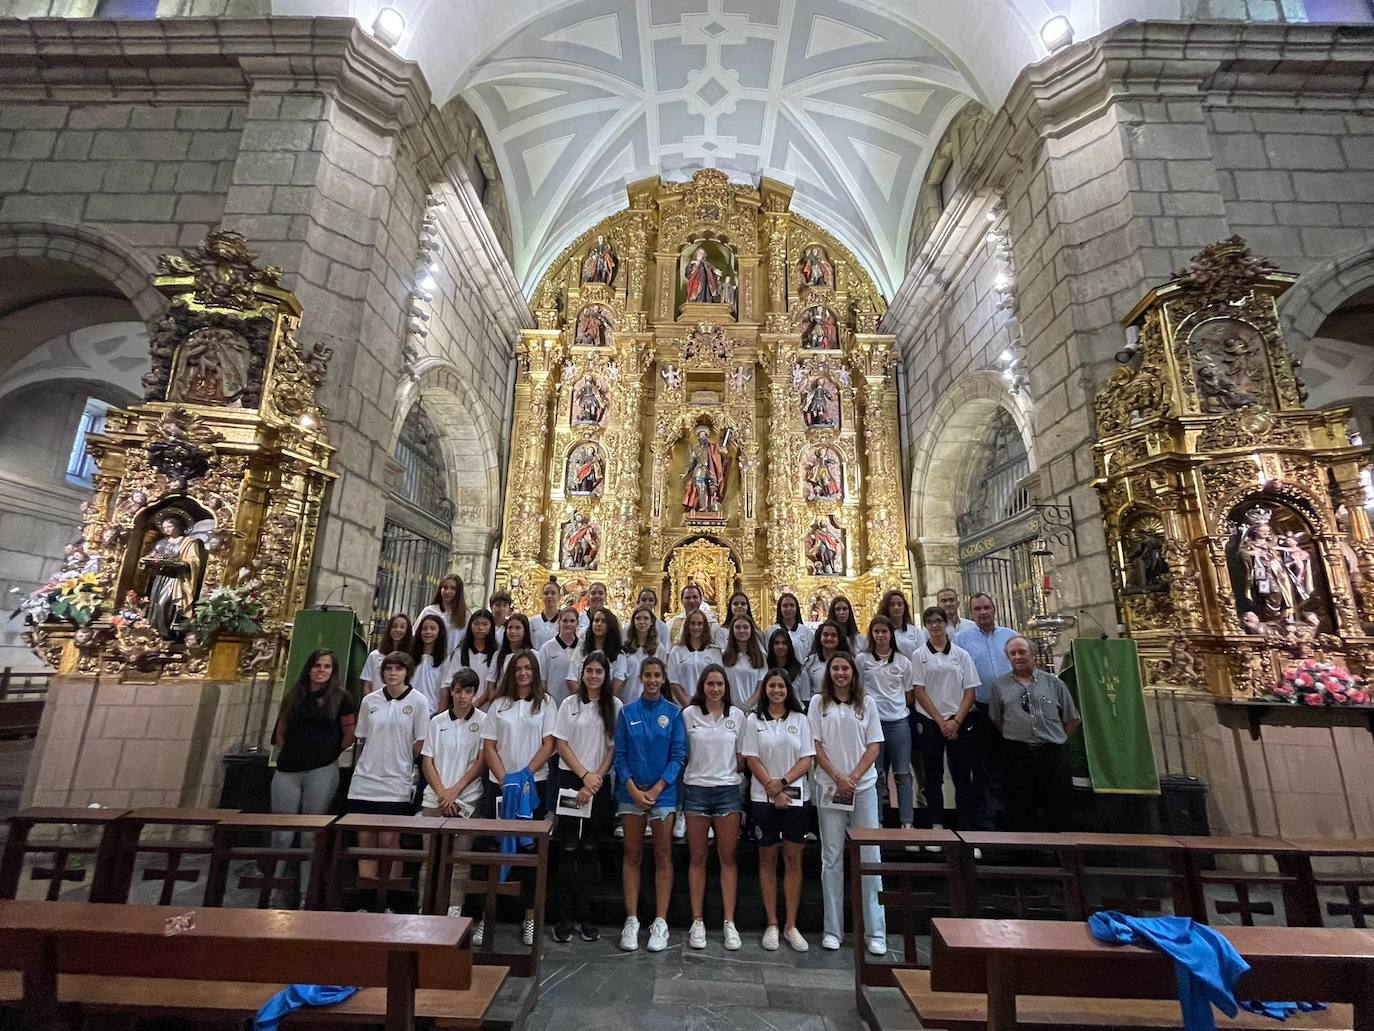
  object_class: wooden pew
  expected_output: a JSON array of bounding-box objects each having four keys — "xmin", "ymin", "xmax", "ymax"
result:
[
  {"xmin": 1174, "ymin": 834, "xmax": 1321, "ymax": 927},
  {"xmin": 105, "ymin": 807, "xmax": 236, "ymax": 906},
  {"xmin": 1285, "ymin": 838, "xmax": 1374, "ymax": 929},
  {"xmin": 1063, "ymin": 833, "xmax": 1192, "ymax": 919},
  {"xmin": 920, "ymin": 917, "xmax": 1374, "ymax": 1031},
  {"xmin": 203, "ymin": 811, "xmax": 338, "ymax": 909},
  {"xmin": 956, "ymin": 832, "xmax": 1082, "ymax": 921},
  {"xmin": 0, "ymin": 807, "xmax": 128, "ymax": 902},
  {"xmin": 0, "ymin": 899, "xmax": 500, "ymax": 1031},
  {"xmin": 328, "ymin": 813, "xmax": 448, "ymax": 912}
]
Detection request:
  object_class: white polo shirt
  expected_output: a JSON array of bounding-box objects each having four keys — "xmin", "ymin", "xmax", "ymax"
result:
[
  {"xmin": 764, "ymin": 622, "xmax": 814, "ymax": 660},
  {"xmin": 410, "ymin": 653, "xmax": 446, "ymax": 714},
  {"xmin": 667, "ymin": 611, "xmax": 719, "ymax": 646},
  {"xmin": 420, "ymin": 707, "xmax": 487, "ymax": 811},
  {"xmin": 482, "ymin": 696, "xmax": 557, "ymax": 783},
  {"xmin": 537, "ymin": 635, "xmax": 581, "ymax": 705},
  {"xmin": 417, "ymin": 604, "xmax": 465, "ymax": 657},
  {"xmin": 529, "ymin": 613, "xmax": 562, "ymax": 650},
  {"xmin": 682, "ymin": 704, "xmax": 745, "ymax": 787},
  {"xmin": 801, "ymin": 653, "xmax": 838, "ymax": 704},
  {"xmin": 807, "ymin": 694, "xmax": 884, "ymax": 791},
  {"xmin": 910, "ymin": 640, "xmax": 979, "ymax": 720},
  {"xmin": 741, "ymin": 711, "xmax": 815, "ymax": 803},
  {"xmin": 892, "ymin": 624, "xmax": 927, "ymax": 659},
  {"xmin": 349, "ymin": 686, "xmax": 429, "ymax": 802},
  {"xmin": 553, "ymin": 694, "xmax": 623, "ymax": 774},
  {"xmin": 721, "ymin": 654, "xmax": 765, "ymax": 709},
  {"xmin": 620, "ymin": 644, "xmax": 669, "ymax": 704},
  {"xmin": 714, "ymin": 623, "xmax": 766, "ymax": 652},
  {"xmin": 457, "ymin": 648, "xmax": 499, "ymax": 693},
  {"xmin": 667, "ymin": 644, "xmax": 723, "ymax": 694},
  {"xmin": 360, "ymin": 649, "xmax": 387, "ymax": 694},
  {"xmin": 858, "ymin": 651, "xmax": 914, "ymax": 722}
]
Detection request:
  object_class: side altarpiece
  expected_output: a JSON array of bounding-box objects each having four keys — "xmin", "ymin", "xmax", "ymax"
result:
[{"xmin": 496, "ymin": 170, "xmax": 911, "ymax": 619}]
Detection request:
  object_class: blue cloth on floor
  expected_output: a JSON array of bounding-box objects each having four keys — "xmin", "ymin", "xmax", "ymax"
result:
[
  {"xmin": 498, "ymin": 768, "xmax": 537, "ymax": 880},
  {"xmin": 1239, "ymin": 1000, "xmax": 1329, "ymax": 1020},
  {"xmin": 254, "ymin": 984, "xmax": 359, "ymax": 1031},
  {"xmin": 1088, "ymin": 911, "xmax": 1249, "ymax": 1031}
]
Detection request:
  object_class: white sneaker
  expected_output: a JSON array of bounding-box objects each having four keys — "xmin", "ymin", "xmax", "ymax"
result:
[
  {"xmin": 613, "ymin": 823, "xmax": 625, "ymax": 838},
  {"xmin": 647, "ymin": 917, "xmax": 670, "ymax": 952},
  {"xmin": 708, "ymin": 825, "xmax": 715, "ymax": 839},
  {"xmin": 723, "ymin": 921, "xmax": 741, "ymax": 951},
  {"xmin": 804, "ymin": 831, "xmax": 817, "ymax": 842},
  {"xmin": 923, "ymin": 844, "xmax": 943, "ymax": 853},
  {"xmin": 673, "ymin": 818, "xmax": 686, "ymax": 839},
  {"xmin": 902, "ymin": 823, "xmax": 919, "ymax": 852},
  {"xmin": 821, "ymin": 933, "xmax": 841, "ymax": 951},
  {"xmin": 619, "ymin": 916, "xmax": 640, "ymax": 952},
  {"xmin": 973, "ymin": 847, "xmax": 983, "ymax": 860},
  {"xmin": 866, "ymin": 937, "xmax": 888, "ymax": 956},
  {"xmin": 522, "ymin": 917, "xmax": 535, "ymax": 946},
  {"xmin": 784, "ymin": 927, "xmax": 809, "ymax": 953},
  {"xmin": 446, "ymin": 905, "xmax": 462, "ymax": 918},
  {"xmin": 761, "ymin": 925, "xmax": 780, "ymax": 951},
  {"xmin": 688, "ymin": 919, "xmax": 706, "ymax": 948},
  {"xmin": 471, "ymin": 919, "xmax": 484, "ymax": 947}
]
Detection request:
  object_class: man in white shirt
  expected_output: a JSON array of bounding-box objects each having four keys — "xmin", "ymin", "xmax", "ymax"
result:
[
  {"xmin": 935, "ymin": 587, "xmax": 978, "ymax": 636},
  {"xmin": 953, "ymin": 593, "xmax": 1018, "ymax": 830}
]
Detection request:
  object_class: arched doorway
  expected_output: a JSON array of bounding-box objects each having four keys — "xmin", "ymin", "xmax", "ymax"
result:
[{"xmin": 0, "ymin": 255, "xmax": 148, "ymax": 669}]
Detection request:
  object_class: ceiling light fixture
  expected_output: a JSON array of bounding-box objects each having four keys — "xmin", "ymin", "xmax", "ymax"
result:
[
  {"xmin": 372, "ymin": 7, "xmax": 406, "ymax": 49},
  {"xmin": 1040, "ymin": 15, "xmax": 1074, "ymax": 52}
]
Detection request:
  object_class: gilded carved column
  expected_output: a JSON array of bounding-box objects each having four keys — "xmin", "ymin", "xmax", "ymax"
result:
[
  {"xmin": 855, "ymin": 338, "xmax": 903, "ymax": 581},
  {"xmin": 503, "ymin": 335, "xmax": 558, "ymax": 562}
]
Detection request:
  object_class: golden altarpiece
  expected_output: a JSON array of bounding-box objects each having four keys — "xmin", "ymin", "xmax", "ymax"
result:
[
  {"xmin": 495, "ymin": 170, "xmax": 911, "ymax": 620},
  {"xmin": 1094, "ymin": 237, "xmax": 1374, "ymax": 698},
  {"xmin": 28, "ymin": 229, "xmax": 335, "ymax": 682}
]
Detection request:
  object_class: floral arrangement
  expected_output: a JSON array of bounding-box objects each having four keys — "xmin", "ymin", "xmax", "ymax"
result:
[
  {"xmin": 1263, "ymin": 659, "xmax": 1370, "ymax": 706},
  {"xmin": 184, "ymin": 582, "xmax": 266, "ymax": 639},
  {"xmin": 14, "ymin": 568, "xmax": 108, "ymax": 627},
  {"xmin": 110, "ymin": 590, "xmax": 150, "ymax": 631}
]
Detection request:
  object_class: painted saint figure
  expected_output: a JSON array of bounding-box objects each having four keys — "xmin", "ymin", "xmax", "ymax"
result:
[
  {"xmin": 800, "ymin": 375, "xmax": 840, "ymax": 429},
  {"xmin": 141, "ymin": 510, "xmax": 209, "ymax": 639},
  {"xmin": 800, "ymin": 246, "xmax": 834, "ymax": 289},
  {"xmin": 581, "ymin": 235, "xmax": 617, "ymax": 286},
  {"xmin": 720, "ymin": 275, "xmax": 738, "ymax": 315},
  {"xmin": 173, "ymin": 326, "xmax": 253, "ymax": 406},
  {"xmin": 574, "ymin": 305, "xmax": 613, "ymax": 348},
  {"xmin": 1232, "ymin": 507, "xmax": 1296, "ymax": 622},
  {"xmin": 566, "ymin": 443, "xmax": 605, "ymax": 497},
  {"xmin": 685, "ymin": 247, "xmax": 722, "ymax": 303},
  {"xmin": 800, "ymin": 306, "xmax": 838, "ymax": 349},
  {"xmin": 802, "ymin": 447, "xmax": 843, "ymax": 502},
  {"xmin": 682, "ymin": 425, "xmax": 728, "ymax": 515},
  {"xmin": 571, "ymin": 374, "xmax": 609, "ymax": 427},
  {"xmin": 806, "ymin": 517, "xmax": 845, "ymax": 576},
  {"xmin": 562, "ymin": 512, "xmax": 600, "ymax": 571}
]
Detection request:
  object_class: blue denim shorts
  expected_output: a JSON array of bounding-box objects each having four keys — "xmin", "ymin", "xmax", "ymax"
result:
[
  {"xmin": 616, "ymin": 801, "xmax": 676, "ymax": 822},
  {"xmin": 682, "ymin": 783, "xmax": 743, "ymax": 817}
]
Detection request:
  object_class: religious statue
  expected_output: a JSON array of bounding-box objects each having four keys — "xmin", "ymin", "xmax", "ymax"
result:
[
  {"xmin": 1228, "ymin": 506, "xmax": 1302, "ymax": 622},
  {"xmin": 800, "ymin": 374, "xmax": 840, "ymax": 429},
  {"xmin": 800, "ymin": 246, "xmax": 834, "ymax": 289},
  {"xmin": 1189, "ymin": 319, "xmax": 1272, "ymax": 413},
  {"xmin": 1278, "ymin": 533, "xmax": 1315, "ymax": 603},
  {"xmin": 561, "ymin": 512, "xmax": 600, "ymax": 570},
  {"xmin": 806, "ymin": 517, "xmax": 845, "ymax": 576},
  {"xmin": 581, "ymin": 235, "xmax": 618, "ymax": 286},
  {"xmin": 684, "ymin": 247, "xmax": 722, "ymax": 303},
  {"xmin": 171, "ymin": 326, "xmax": 253, "ymax": 406},
  {"xmin": 140, "ymin": 509, "xmax": 211, "ymax": 639},
  {"xmin": 720, "ymin": 275, "xmax": 738, "ymax": 315},
  {"xmin": 682, "ymin": 424, "xmax": 728, "ymax": 516},
  {"xmin": 1124, "ymin": 527, "xmax": 1169, "ymax": 593},
  {"xmin": 570, "ymin": 374, "xmax": 609, "ymax": 427},
  {"xmin": 800, "ymin": 306, "xmax": 838, "ymax": 349},
  {"xmin": 801, "ymin": 447, "xmax": 843, "ymax": 502},
  {"xmin": 574, "ymin": 305, "xmax": 613, "ymax": 347},
  {"xmin": 565, "ymin": 442, "xmax": 605, "ymax": 497}
]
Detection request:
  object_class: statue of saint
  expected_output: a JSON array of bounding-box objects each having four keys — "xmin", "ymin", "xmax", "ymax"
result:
[
  {"xmin": 140, "ymin": 510, "xmax": 210, "ymax": 639},
  {"xmin": 806, "ymin": 518, "xmax": 845, "ymax": 576},
  {"xmin": 581, "ymin": 235, "xmax": 617, "ymax": 285},
  {"xmin": 1125, "ymin": 530, "xmax": 1169, "ymax": 593},
  {"xmin": 800, "ymin": 246, "xmax": 834, "ymax": 289},
  {"xmin": 172, "ymin": 327, "xmax": 253, "ymax": 406},
  {"xmin": 562, "ymin": 513, "xmax": 600, "ymax": 570},
  {"xmin": 571, "ymin": 375, "xmax": 609, "ymax": 427},
  {"xmin": 574, "ymin": 306, "xmax": 612, "ymax": 347},
  {"xmin": 1234, "ymin": 507, "xmax": 1296, "ymax": 622},
  {"xmin": 684, "ymin": 247, "xmax": 722, "ymax": 303},
  {"xmin": 802, "ymin": 448, "xmax": 842, "ymax": 501},
  {"xmin": 801, "ymin": 375, "xmax": 840, "ymax": 429},
  {"xmin": 682, "ymin": 425, "xmax": 727, "ymax": 515},
  {"xmin": 566, "ymin": 443, "xmax": 605, "ymax": 496}
]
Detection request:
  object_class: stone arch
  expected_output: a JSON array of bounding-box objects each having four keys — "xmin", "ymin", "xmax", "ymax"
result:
[
  {"xmin": 1280, "ymin": 240, "xmax": 1374, "ymax": 345},
  {"xmin": 0, "ymin": 221, "xmax": 163, "ymax": 324},
  {"xmin": 906, "ymin": 369, "xmax": 1034, "ymax": 601},
  {"xmin": 406, "ymin": 360, "xmax": 504, "ymax": 587}
]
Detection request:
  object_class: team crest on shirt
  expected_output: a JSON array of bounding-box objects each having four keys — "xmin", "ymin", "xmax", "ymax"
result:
[
  {"xmin": 725, "ymin": 719, "xmax": 736, "ymax": 731},
  {"xmin": 403, "ymin": 704, "xmax": 414, "ymax": 715},
  {"xmin": 788, "ymin": 725, "xmax": 798, "ymax": 735},
  {"xmin": 657, "ymin": 714, "xmax": 670, "ymax": 728},
  {"xmin": 468, "ymin": 722, "xmax": 480, "ymax": 733}
]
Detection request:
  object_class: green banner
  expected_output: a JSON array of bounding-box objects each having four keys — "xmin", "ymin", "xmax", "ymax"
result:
[{"xmin": 1060, "ymin": 638, "xmax": 1159, "ymax": 795}]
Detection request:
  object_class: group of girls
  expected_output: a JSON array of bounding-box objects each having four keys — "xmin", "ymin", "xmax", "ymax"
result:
[{"xmin": 271, "ymin": 573, "xmax": 978, "ymax": 956}]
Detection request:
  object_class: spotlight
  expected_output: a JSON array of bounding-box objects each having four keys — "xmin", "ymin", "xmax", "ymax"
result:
[
  {"xmin": 372, "ymin": 7, "xmax": 406, "ymax": 48},
  {"xmin": 1040, "ymin": 15, "xmax": 1074, "ymax": 51},
  {"xmin": 1115, "ymin": 324, "xmax": 1141, "ymax": 364}
]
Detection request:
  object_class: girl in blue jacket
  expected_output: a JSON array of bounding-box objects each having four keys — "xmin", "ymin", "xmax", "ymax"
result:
[{"xmin": 613, "ymin": 656, "xmax": 686, "ymax": 954}]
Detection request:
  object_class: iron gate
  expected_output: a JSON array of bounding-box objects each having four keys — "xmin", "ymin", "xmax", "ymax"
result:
[{"xmin": 371, "ymin": 521, "xmax": 450, "ymax": 636}]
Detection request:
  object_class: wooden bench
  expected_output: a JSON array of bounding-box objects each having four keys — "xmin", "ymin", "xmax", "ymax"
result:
[
  {"xmin": 0, "ymin": 807, "xmax": 128, "ymax": 902},
  {"xmin": 105, "ymin": 806, "xmax": 237, "ymax": 906},
  {"xmin": 328, "ymin": 813, "xmax": 448, "ymax": 912},
  {"xmin": 0, "ymin": 899, "xmax": 500, "ymax": 1031},
  {"xmin": 1174, "ymin": 834, "xmax": 1322, "ymax": 927},
  {"xmin": 1062, "ymin": 832, "xmax": 1192, "ymax": 919},
  {"xmin": 894, "ymin": 968, "xmax": 1354, "ymax": 1031},
  {"xmin": 924, "ymin": 917, "xmax": 1374, "ymax": 1031},
  {"xmin": 203, "ymin": 811, "xmax": 338, "ymax": 909},
  {"xmin": 957, "ymin": 832, "xmax": 1083, "ymax": 921},
  {"xmin": 1285, "ymin": 838, "xmax": 1374, "ymax": 929}
]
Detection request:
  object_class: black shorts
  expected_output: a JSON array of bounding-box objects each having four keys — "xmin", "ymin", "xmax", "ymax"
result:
[
  {"xmin": 751, "ymin": 800, "xmax": 808, "ymax": 846},
  {"xmin": 347, "ymin": 798, "xmax": 416, "ymax": 816}
]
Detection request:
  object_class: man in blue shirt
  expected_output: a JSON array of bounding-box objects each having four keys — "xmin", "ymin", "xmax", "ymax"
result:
[{"xmin": 954, "ymin": 593, "xmax": 1019, "ymax": 829}]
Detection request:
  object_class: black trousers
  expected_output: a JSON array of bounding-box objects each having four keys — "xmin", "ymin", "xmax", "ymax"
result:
[
  {"xmin": 552, "ymin": 770, "xmax": 613, "ymax": 923},
  {"xmin": 1002, "ymin": 740, "xmax": 1074, "ymax": 832},
  {"xmin": 914, "ymin": 713, "xmax": 978, "ymax": 830}
]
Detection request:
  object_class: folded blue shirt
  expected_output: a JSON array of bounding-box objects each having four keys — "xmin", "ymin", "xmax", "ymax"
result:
[{"xmin": 255, "ymin": 984, "xmax": 359, "ymax": 1031}]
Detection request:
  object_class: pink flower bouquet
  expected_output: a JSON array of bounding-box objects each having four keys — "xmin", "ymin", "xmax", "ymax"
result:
[{"xmin": 1262, "ymin": 659, "xmax": 1369, "ymax": 707}]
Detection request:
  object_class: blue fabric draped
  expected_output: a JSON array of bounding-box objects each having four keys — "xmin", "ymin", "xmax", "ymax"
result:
[{"xmin": 254, "ymin": 984, "xmax": 359, "ymax": 1031}]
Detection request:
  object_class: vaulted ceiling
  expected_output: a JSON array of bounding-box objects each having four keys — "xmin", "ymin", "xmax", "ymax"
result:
[{"xmin": 276, "ymin": 0, "xmax": 1184, "ymax": 296}]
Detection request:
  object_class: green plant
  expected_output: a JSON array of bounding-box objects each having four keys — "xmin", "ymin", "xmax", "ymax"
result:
[{"xmin": 185, "ymin": 584, "xmax": 266, "ymax": 638}]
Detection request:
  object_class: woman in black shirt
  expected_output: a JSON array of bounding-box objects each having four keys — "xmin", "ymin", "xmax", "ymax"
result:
[{"xmin": 270, "ymin": 648, "xmax": 357, "ymax": 904}]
